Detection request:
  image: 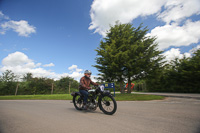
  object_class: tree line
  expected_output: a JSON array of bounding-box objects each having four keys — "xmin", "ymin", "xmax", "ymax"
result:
[
  {"xmin": 0, "ymin": 71, "xmax": 79, "ymax": 95},
  {"xmin": 148, "ymin": 49, "xmax": 200, "ymax": 93}
]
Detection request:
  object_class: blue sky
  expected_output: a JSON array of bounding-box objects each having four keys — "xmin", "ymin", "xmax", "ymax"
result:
[{"xmin": 0, "ymin": 0, "xmax": 200, "ymax": 81}]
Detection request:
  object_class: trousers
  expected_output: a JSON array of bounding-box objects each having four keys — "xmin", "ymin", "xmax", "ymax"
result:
[{"xmin": 79, "ymin": 90, "xmax": 88, "ymax": 104}]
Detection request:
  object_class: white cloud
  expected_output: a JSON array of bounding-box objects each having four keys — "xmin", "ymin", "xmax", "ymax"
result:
[
  {"xmin": 0, "ymin": 52, "xmax": 54, "ymax": 78},
  {"xmin": 0, "ymin": 52, "xmax": 98, "ymax": 82},
  {"xmin": 89, "ymin": 0, "xmax": 200, "ymax": 37},
  {"xmin": 43, "ymin": 63, "xmax": 55, "ymax": 67},
  {"xmin": 89, "ymin": 0, "xmax": 167, "ymax": 36},
  {"xmin": 89, "ymin": 0, "xmax": 200, "ymax": 51},
  {"xmin": 67, "ymin": 65, "xmax": 98, "ymax": 82},
  {"xmin": 0, "ymin": 52, "xmax": 87, "ymax": 81},
  {"xmin": 162, "ymin": 48, "xmax": 191, "ymax": 63},
  {"xmin": 2, "ymin": 51, "xmax": 33, "ymax": 67},
  {"xmin": 68, "ymin": 65, "xmax": 78, "ymax": 70},
  {"xmin": 0, "ymin": 11, "xmax": 36, "ymax": 37},
  {"xmin": 157, "ymin": 0, "xmax": 200, "ymax": 24},
  {"xmin": 69, "ymin": 71, "xmax": 83, "ymax": 79},
  {"xmin": 147, "ymin": 20, "xmax": 200, "ymax": 50},
  {"xmin": 1, "ymin": 20, "xmax": 36, "ymax": 37},
  {"xmin": 68, "ymin": 64, "xmax": 83, "ymax": 73},
  {"xmin": 67, "ymin": 65, "xmax": 83, "ymax": 80}
]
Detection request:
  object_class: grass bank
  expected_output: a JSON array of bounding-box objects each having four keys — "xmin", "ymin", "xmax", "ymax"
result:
[{"xmin": 0, "ymin": 93, "xmax": 164, "ymax": 101}]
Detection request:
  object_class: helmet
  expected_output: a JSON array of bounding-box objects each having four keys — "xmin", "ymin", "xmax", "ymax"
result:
[{"xmin": 84, "ymin": 70, "xmax": 92, "ymax": 74}]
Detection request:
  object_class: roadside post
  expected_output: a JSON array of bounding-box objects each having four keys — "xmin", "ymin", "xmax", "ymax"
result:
[{"xmin": 102, "ymin": 83, "xmax": 115, "ymax": 96}]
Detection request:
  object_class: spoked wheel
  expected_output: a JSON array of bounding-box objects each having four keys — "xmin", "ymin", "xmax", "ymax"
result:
[
  {"xmin": 99, "ymin": 95, "xmax": 117, "ymax": 115},
  {"xmin": 73, "ymin": 95, "xmax": 83, "ymax": 110}
]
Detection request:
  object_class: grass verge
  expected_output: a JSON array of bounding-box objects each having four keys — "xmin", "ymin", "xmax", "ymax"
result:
[
  {"xmin": 0, "ymin": 94, "xmax": 164, "ymax": 101},
  {"xmin": 114, "ymin": 94, "xmax": 165, "ymax": 101}
]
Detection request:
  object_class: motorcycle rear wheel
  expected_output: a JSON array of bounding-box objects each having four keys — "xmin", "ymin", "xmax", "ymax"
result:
[
  {"xmin": 99, "ymin": 95, "xmax": 117, "ymax": 115},
  {"xmin": 73, "ymin": 95, "xmax": 83, "ymax": 110}
]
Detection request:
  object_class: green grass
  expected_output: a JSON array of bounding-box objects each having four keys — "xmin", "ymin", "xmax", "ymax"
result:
[
  {"xmin": 0, "ymin": 94, "xmax": 72, "ymax": 100},
  {"xmin": 114, "ymin": 94, "xmax": 165, "ymax": 101},
  {"xmin": 0, "ymin": 93, "xmax": 164, "ymax": 101}
]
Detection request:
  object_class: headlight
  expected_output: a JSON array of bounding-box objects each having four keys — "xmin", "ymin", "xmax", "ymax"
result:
[{"xmin": 99, "ymin": 85, "xmax": 104, "ymax": 91}]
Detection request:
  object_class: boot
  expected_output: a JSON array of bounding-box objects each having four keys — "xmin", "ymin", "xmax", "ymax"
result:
[{"xmin": 82, "ymin": 103, "xmax": 87, "ymax": 110}]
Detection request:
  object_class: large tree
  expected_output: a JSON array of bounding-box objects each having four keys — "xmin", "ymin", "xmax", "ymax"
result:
[{"xmin": 94, "ymin": 22, "xmax": 165, "ymax": 93}]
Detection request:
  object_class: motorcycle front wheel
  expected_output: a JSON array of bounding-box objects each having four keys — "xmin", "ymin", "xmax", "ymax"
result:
[
  {"xmin": 73, "ymin": 95, "xmax": 83, "ymax": 110},
  {"xmin": 99, "ymin": 95, "xmax": 117, "ymax": 115}
]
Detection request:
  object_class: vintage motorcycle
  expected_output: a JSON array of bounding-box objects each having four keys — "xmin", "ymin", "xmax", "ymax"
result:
[{"xmin": 71, "ymin": 85, "xmax": 117, "ymax": 115}]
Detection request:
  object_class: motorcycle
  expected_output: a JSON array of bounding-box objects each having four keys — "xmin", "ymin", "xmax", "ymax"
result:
[{"xmin": 71, "ymin": 85, "xmax": 117, "ymax": 115}]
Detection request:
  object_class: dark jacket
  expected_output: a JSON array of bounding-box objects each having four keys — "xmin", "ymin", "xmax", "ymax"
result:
[{"xmin": 79, "ymin": 76, "xmax": 98, "ymax": 90}]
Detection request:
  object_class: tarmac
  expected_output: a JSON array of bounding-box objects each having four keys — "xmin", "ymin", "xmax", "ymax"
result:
[{"xmin": 133, "ymin": 92, "xmax": 200, "ymax": 100}]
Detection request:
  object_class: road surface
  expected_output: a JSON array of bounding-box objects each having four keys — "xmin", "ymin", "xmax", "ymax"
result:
[
  {"xmin": 0, "ymin": 98, "xmax": 200, "ymax": 133},
  {"xmin": 133, "ymin": 92, "xmax": 200, "ymax": 99}
]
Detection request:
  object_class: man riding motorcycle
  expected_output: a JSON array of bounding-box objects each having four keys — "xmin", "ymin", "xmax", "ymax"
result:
[{"xmin": 79, "ymin": 70, "xmax": 99, "ymax": 110}]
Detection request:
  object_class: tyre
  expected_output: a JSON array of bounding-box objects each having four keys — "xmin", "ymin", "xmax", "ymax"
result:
[
  {"xmin": 99, "ymin": 95, "xmax": 117, "ymax": 115},
  {"xmin": 73, "ymin": 95, "xmax": 83, "ymax": 110}
]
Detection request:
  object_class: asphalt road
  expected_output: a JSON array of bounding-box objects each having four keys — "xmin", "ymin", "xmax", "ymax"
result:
[
  {"xmin": 133, "ymin": 92, "xmax": 200, "ymax": 100},
  {"xmin": 0, "ymin": 98, "xmax": 200, "ymax": 133}
]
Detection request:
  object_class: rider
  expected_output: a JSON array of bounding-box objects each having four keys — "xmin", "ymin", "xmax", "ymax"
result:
[{"xmin": 79, "ymin": 70, "xmax": 99, "ymax": 109}]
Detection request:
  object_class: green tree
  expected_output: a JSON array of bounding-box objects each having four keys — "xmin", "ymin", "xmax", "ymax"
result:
[
  {"xmin": 0, "ymin": 70, "xmax": 18, "ymax": 95},
  {"xmin": 22, "ymin": 73, "xmax": 33, "ymax": 82},
  {"xmin": 188, "ymin": 49, "xmax": 200, "ymax": 91},
  {"xmin": 54, "ymin": 76, "xmax": 79, "ymax": 94},
  {"xmin": 150, "ymin": 49, "xmax": 200, "ymax": 93},
  {"xmin": 94, "ymin": 22, "xmax": 165, "ymax": 93},
  {"xmin": 26, "ymin": 77, "xmax": 53, "ymax": 94},
  {"xmin": 0, "ymin": 70, "xmax": 17, "ymax": 82},
  {"xmin": 164, "ymin": 49, "xmax": 200, "ymax": 93},
  {"xmin": 94, "ymin": 22, "xmax": 130, "ymax": 92}
]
